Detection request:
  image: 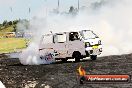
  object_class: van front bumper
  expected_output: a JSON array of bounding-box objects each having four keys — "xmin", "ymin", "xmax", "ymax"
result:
[{"xmin": 85, "ymin": 45, "xmax": 102, "ymax": 55}]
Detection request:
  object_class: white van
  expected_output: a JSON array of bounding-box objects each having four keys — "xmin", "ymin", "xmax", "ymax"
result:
[{"xmin": 39, "ymin": 30, "xmax": 102, "ymax": 62}]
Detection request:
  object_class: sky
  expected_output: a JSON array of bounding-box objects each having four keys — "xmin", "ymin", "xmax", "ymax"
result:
[{"xmin": 0, "ymin": 0, "xmax": 87, "ymax": 23}]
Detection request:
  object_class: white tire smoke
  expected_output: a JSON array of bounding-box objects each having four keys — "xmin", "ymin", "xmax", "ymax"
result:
[{"xmin": 18, "ymin": 0, "xmax": 132, "ymax": 65}]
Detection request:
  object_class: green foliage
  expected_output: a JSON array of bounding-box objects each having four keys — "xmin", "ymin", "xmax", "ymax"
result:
[
  {"xmin": 69, "ymin": 6, "xmax": 74, "ymax": 13},
  {"xmin": 0, "ymin": 19, "xmax": 30, "ymax": 37},
  {"xmin": 13, "ymin": 20, "xmax": 19, "ymax": 25},
  {"xmin": 69, "ymin": 6, "xmax": 78, "ymax": 15},
  {"xmin": 0, "ymin": 24, "xmax": 2, "ymax": 30},
  {"xmin": 8, "ymin": 21, "xmax": 13, "ymax": 25},
  {"xmin": 0, "ymin": 25, "xmax": 15, "ymax": 32},
  {"xmin": 2, "ymin": 20, "xmax": 7, "ymax": 26}
]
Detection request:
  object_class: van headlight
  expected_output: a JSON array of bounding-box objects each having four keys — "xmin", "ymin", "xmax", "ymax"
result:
[
  {"xmin": 85, "ymin": 42, "xmax": 90, "ymax": 47},
  {"xmin": 98, "ymin": 40, "xmax": 101, "ymax": 45}
]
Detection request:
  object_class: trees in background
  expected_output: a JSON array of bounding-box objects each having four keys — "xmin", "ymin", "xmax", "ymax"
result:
[
  {"xmin": 69, "ymin": 6, "xmax": 78, "ymax": 15},
  {"xmin": 0, "ymin": 19, "xmax": 23, "ymax": 32},
  {"xmin": 2, "ymin": 20, "xmax": 8, "ymax": 27}
]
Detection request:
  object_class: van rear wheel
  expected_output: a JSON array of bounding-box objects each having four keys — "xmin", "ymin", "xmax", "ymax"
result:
[
  {"xmin": 73, "ymin": 52, "xmax": 81, "ymax": 62},
  {"xmin": 75, "ymin": 57, "xmax": 80, "ymax": 62},
  {"xmin": 90, "ymin": 55, "xmax": 97, "ymax": 60}
]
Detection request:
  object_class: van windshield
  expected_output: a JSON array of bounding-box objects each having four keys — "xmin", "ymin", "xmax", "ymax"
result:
[{"xmin": 81, "ymin": 30, "xmax": 98, "ymax": 39}]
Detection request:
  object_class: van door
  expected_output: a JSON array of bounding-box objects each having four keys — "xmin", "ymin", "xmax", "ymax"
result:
[
  {"xmin": 53, "ymin": 33, "xmax": 68, "ymax": 58},
  {"xmin": 68, "ymin": 32, "xmax": 85, "ymax": 57}
]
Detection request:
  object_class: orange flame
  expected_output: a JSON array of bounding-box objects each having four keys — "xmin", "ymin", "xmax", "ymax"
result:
[{"xmin": 78, "ymin": 66, "xmax": 86, "ymax": 76}]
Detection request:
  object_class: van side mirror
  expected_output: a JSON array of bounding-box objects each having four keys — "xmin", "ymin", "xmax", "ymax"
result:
[{"xmin": 79, "ymin": 36, "xmax": 83, "ymax": 41}]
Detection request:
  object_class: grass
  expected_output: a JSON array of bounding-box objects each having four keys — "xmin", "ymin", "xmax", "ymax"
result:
[{"xmin": 0, "ymin": 38, "xmax": 27, "ymax": 53}]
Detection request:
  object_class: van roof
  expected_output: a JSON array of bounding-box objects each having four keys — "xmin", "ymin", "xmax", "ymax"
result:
[{"xmin": 42, "ymin": 30, "xmax": 92, "ymax": 36}]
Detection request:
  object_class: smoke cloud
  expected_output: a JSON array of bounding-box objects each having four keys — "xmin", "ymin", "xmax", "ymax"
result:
[
  {"xmin": 19, "ymin": 0, "xmax": 132, "ymax": 65},
  {"xmin": 0, "ymin": 81, "xmax": 5, "ymax": 88}
]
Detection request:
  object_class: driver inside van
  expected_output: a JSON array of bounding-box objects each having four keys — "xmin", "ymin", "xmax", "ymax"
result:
[{"xmin": 69, "ymin": 32, "xmax": 79, "ymax": 41}]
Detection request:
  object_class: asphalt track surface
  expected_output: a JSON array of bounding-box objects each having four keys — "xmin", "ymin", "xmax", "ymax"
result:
[{"xmin": 0, "ymin": 53, "xmax": 132, "ymax": 88}]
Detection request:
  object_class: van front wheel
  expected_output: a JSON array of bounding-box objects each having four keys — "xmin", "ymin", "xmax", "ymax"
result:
[{"xmin": 90, "ymin": 55, "xmax": 97, "ymax": 60}]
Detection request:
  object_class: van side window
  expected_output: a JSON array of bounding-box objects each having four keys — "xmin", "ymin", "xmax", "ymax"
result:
[
  {"xmin": 42, "ymin": 34, "xmax": 53, "ymax": 44},
  {"xmin": 54, "ymin": 33, "xmax": 66, "ymax": 43},
  {"xmin": 69, "ymin": 32, "xmax": 79, "ymax": 41}
]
